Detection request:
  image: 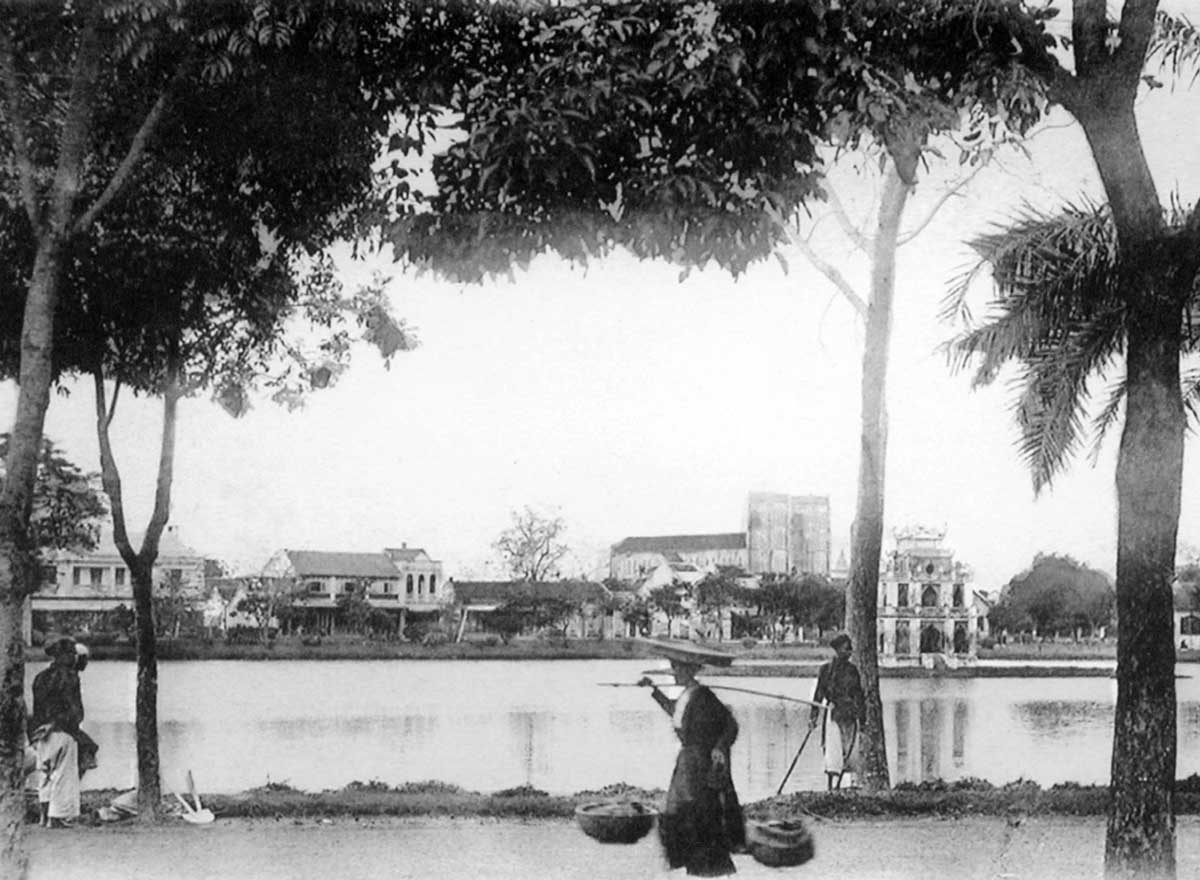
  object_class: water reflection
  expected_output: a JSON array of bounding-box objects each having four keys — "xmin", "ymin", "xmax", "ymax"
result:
[{"xmin": 32, "ymin": 659, "xmax": 1200, "ymax": 800}]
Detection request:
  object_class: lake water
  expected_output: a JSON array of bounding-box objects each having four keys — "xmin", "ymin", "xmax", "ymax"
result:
[{"xmin": 30, "ymin": 658, "xmax": 1200, "ymax": 801}]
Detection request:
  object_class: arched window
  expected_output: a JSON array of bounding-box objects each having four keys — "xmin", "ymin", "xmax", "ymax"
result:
[
  {"xmin": 921, "ymin": 585, "xmax": 939, "ymax": 607},
  {"xmin": 895, "ymin": 621, "xmax": 911, "ymax": 654},
  {"xmin": 919, "ymin": 625, "xmax": 943, "ymax": 653},
  {"xmin": 897, "ymin": 583, "xmax": 909, "ymax": 607},
  {"xmin": 953, "ymin": 623, "xmax": 969, "ymax": 653},
  {"xmin": 406, "ymin": 575, "xmax": 414, "ymax": 595},
  {"xmin": 952, "ymin": 584, "xmax": 964, "ymax": 608},
  {"xmin": 429, "ymin": 575, "xmax": 436, "ymax": 595},
  {"xmin": 418, "ymin": 574, "xmax": 425, "ymax": 595}
]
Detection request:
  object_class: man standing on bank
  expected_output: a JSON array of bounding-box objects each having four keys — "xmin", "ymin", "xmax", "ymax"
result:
[
  {"xmin": 809, "ymin": 633, "xmax": 865, "ymax": 791},
  {"xmin": 29, "ymin": 635, "xmax": 86, "ymax": 826},
  {"xmin": 639, "ymin": 641, "xmax": 745, "ymax": 877}
]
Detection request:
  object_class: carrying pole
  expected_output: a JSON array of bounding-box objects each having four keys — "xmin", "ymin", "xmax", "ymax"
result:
[
  {"xmin": 775, "ymin": 723, "xmax": 817, "ymax": 796},
  {"xmin": 596, "ymin": 681, "xmax": 826, "ymax": 710}
]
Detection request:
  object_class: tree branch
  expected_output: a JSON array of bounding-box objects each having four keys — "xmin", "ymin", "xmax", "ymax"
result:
[
  {"xmin": 48, "ymin": 6, "xmax": 104, "ymax": 235},
  {"xmin": 1072, "ymin": 0, "xmax": 1110, "ymax": 78},
  {"xmin": 763, "ymin": 201, "xmax": 868, "ymax": 319},
  {"xmin": 0, "ymin": 27, "xmax": 42, "ymax": 230},
  {"xmin": 825, "ymin": 183, "xmax": 872, "ymax": 253},
  {"xmin": 898, "ymin": 163, "xmax": 985, "ymax": 247},
  {"xmin": 1114, "ymin": 0, "xmax": 1161, "ymax": 79},
  {"xmin": 75, "ymin": 86, "xmax": 172, "ymax": 235},
  {"xmin": 92, "ymin": 366, "xmax": 136, "ymax": 567},
  {"xmin": 792, "ymin": 233, "xmax": 869, "ymax": 320}
]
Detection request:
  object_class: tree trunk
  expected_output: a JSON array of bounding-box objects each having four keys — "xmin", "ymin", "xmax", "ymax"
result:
[
  {"xmin": 93, "ymin": 368, "xmax": 182, "ymax": 821},
  {"xmin": 0, "ymin": 234, "xmax": 69, "ymax": 880},
  {"xmin": 845, "ymin": 153, "xmax": 914, "ymax": 792},
  {"xmin": 1065, "ymin": 80, "xmax": 1183, "ymax": 879}
]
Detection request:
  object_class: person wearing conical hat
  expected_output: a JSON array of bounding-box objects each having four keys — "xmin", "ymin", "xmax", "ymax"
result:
[{"xmin": 638, "ymin": 641, "xmax": 745, "ymax": 876}]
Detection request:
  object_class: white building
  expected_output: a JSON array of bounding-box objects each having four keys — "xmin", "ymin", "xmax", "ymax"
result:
[
  {"xmin": 877, "ymin": 526, "xmax": 980, "ymax": 667},
  {"xmin": 27, "ymin": 526, "xmax": 205, "ymax": 639}
]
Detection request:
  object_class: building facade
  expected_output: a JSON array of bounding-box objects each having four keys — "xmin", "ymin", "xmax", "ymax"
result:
[
  {"xmin": 746, "ymin": 492, "xmax": 831, "ymax": 576},
  {"xmin": 28, "ymin": 526, "xmax": 205, "ymax": 638},
  {"xmin": 608, "ymin": 533, "xmax": 748, "ymax": 581},
  {"xmin": 877, "ymin": 526, "xmax": 979, "ymax": 667},
  {"xmin": 261, "ymin": 544, "xmax": 447, "ymax": 635}
]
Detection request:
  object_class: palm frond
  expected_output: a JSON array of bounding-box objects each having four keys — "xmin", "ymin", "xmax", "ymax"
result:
[
  {"xmin": 1149, "ymin": 12, "xmax": 1200, "ymax": 86},
  {"xmin": 1088, "ymin": 376, "xmax": 1126, "ymax": 466}
]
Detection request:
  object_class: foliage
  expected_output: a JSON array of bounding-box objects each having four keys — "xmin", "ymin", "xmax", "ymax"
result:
[
  {"xmin": 646, "ymin": 582, "xmax": 686, "ymax": 634},
  {"xmin": 389, "ymin": 0, "xmax": 1054, "ymax": 281},
  {"xmin": 0, "ymin": 434, "xmax": 106, "ymax": 560},
  {"xmin": 493, "ymin": 507, "xmax": 569, "ymax": 582},
  {"xmin": 152, "ymin": 569, "xmax": 193, "ymax": 639},
  {"xmin": 336, "ymin": 582, "xmax": 373, "ymax": 635},
  {"xmin": 991, "ymin": 554, "xmax": 1115, "ymax": 638}
]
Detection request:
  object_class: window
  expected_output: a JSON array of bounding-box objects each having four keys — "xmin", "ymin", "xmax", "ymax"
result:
[
  {"xmin": 921, "ymin": 585, "xmax": 939, "ymax": 607},
  {"xmin": 1183, "ymin": 615, "xmax": 1200, "ymax": 636},
  {"xmin": 418, "ymin": 574, "xmax": 425, "ymax": 595},
  {"xmin": 89, "ymin": 567, "xmax": 104, "ymax": 586},
  {"xmin": 952, "ymin": 584, "xmax": 964, "ymax": 608},
  {"xmin": 429, "ymin": 575, "xmax": 436, "ymax": 595},
  {"xmin": 406, "ymin": 575, "xmax": 414, "ymax": 595},
  {"xmin": 897, "ymin": 583, "xmax": 909, "ymax": 607},
  {"xmin": 115, "ymin": 568, "xmax": 126, "ymax": 587},
  {"xmin": 307, "ymin": 581, "xmax": 324, "ymax": 594},
  {"xmin": 73, "ymin": 567, "xmax": 84, "ymax": 586},
  {"xmin": 169, "ymin": 568, "xmax": 183, "ymax": 581},
  {"xmin": 342, "ymin": 581, "xmax": 355, "ymax": 594}
]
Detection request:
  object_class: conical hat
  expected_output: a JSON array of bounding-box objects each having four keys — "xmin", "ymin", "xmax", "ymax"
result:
[{"xmin": 636, "ymin": 637, "xmax": 735, "ymax": 667}]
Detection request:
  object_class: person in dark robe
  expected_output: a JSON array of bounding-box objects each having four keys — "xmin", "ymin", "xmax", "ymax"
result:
[
  {"xmin": 29, "ymin": 635, "xmax": 85, "ymax": 826},
  {"xmin": 809, "ymin": 632, "xmax": 865, "ymax": 791},
  {"xmin": 639, "ymin": 656, "xmax": 745, "ymax": 876}
]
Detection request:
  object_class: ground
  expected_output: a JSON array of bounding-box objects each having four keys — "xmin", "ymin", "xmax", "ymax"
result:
[{"xmin": 25, "ymin": 814, "xmax": 1200, "ymax": 880}]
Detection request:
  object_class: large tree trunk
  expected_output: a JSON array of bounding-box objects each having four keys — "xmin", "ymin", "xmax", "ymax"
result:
[
  {"xmin": 0, "ymin": 236, "xmax": 68, "ymax": 880},
  {"xmin": 844, "ymin": 152, "xmax": 914, "ymax": 792},
  {"xmin": 1069, "ymin": 77, "xmax": 1183, "ymax": 880}
]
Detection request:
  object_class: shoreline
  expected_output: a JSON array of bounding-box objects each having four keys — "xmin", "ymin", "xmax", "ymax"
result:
[
  {"xmin": 37, "ymin": 637, "xmax": 1179, "ymax": 677},
  {"xmin": 69, "ymin": 777, "xmax": 1200, "ymax": 824}
]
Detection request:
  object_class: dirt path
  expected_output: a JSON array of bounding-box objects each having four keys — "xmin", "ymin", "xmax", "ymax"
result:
[{"xmin": 25, "ymin": 814, "xmax": 1200, "ymax": 880}]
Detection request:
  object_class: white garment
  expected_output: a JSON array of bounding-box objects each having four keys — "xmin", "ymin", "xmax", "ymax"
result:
[
  {"xmin": 822, "ymin": 716, "xmax": 857, "ymax": 777},
  {"xmin": 36, "ymin": 729, "xmax": 80, "ymax": 819}
]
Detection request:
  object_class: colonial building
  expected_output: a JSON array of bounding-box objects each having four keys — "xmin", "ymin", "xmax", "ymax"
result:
[
  {"xmin": 877, "ymin": 526, "xmax": 980, "ymax": 667},
  {"xmin": 261, "ymin": 544, "xmax": 447, "ymax": 635},
  {"xmin": 608, "ymin": 533, "xmax": 747, "ymax": 581},
  {"xmin": 746, "ymin": 492, "xmax": 831, "ymax": 576},
  {"xmin": 28, "ymin": 526, "xmax": 205, "ymax": 638}
]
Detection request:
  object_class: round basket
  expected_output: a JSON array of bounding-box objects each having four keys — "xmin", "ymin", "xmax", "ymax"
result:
[
  {"xmin": 745, "ymin": 818, "xmax": 815, "ymax": 868},
  {"xmin": 575, "ymin": 801, "xmax": 658, "ymax": 844}
]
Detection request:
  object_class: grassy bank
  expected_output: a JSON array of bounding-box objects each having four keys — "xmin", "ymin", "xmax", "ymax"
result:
[
  {"xmin": 73, "ymin": 777, "xmax": 1200, "ymax": 825},
  {"xmin": 48, "ymin": 635, "xmax": 1144, "ymax": 664}
]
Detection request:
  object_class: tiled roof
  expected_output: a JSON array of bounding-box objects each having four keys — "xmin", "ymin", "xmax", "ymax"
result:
[
  {"xmin": 52, "ymin": 527, "xmax": 202, "ymax": 561},
  {"xmin": 612, "ymin": 533, "xmax": 747, "ymax": 554},
  {"xmin": 385, "ymin": 547, "xmax": 430, "ymax": 562},
  {"xmin": 281, "ymin": 550, "xmax": 399, "ymax": 579},
  {"xmin": 452, "ymin": 580, "xmax": 610, "ymax": 605}
]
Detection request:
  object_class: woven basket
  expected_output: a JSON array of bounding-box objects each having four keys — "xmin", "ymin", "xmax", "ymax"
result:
[
  {"xmin": 575, "ymin": 801, "xmax": 658, "ymax": 844},
  {"xmin": 745, "ymin": 818, "xmax": 815, "ymax": 868}
]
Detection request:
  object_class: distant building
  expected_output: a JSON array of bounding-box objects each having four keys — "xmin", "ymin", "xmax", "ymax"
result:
[
  {"xmin": 1175, "ymin": 581, "xmax": 1200, "ymax": 650},
  {"xmin": 450, "ymin": 580, "xmax": 611, "ymax": 640},
  {"xmin": 261, "ymin": 543, "xmax": 447, "ymax": 635},
  {"xmin": 877, "ymin": 526, "xmax": 980, "ymax": 667},
  {"xmin": 746, "ymin": 492, "xmax": 831, "ymax": 577},
  {"xmin": 27, "ymin": 525, "xmax": 205, "ymax": 640},
  {"xmin": 609, "ymin": 533, "xmax": 747, "ymax": 581}
]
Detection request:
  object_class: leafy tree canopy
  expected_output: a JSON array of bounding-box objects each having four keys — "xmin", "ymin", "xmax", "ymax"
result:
[
  {"xmin": 0, "ymin": 433, "xmax": 105, "ymax": 559},
  {"xmin": 389, "ymin": 0, "xmax": 1053, "ymax": 280}
]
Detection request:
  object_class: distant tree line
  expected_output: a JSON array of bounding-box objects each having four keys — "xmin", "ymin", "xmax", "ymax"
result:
[{"xmin": 989, "ymin": 554, "xmax": 1115, "ymax": 640}]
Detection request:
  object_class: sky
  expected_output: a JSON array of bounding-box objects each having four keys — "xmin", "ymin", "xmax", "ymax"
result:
[{"xmin": 5, "ymin": 11, "xmax": 1200, "ymax": 590}]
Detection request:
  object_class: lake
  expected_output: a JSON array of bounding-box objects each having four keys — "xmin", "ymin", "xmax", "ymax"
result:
[{"xmin": 30, "ymin": 658, "xmax": 1200, "ymax": 801}]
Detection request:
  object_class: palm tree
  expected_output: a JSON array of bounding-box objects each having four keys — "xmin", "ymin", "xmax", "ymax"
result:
[{"xmin": 944, "ymin": 200, "xmax": 1199, "ymax": 492}]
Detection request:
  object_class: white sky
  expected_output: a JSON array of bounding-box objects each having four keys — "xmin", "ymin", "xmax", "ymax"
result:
[{"xmin": 5, "ymin": 8, "xmax": 1200, "ymax": 589}]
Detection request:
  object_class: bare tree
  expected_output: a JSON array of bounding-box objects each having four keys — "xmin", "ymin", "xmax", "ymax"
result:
[{"xmin": 494, "ymin": 507, "xmax": 569, "ymax": 582}]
